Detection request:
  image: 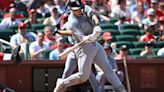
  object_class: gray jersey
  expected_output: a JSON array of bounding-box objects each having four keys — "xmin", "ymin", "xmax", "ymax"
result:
[{"xmin": 64, "ymin": 5, "xmax": 94, "ymax": 43}]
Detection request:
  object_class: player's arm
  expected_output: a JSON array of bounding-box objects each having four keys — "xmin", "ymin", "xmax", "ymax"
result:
[
  {"xmin": 82, "ymin": 10, "xmax": 102, "ymax": 42},
  {"xmin": 57, "ymin": 29, "xmax": 73, "ymax": 36},
  {"xmin": 90, "ymin": 11, "xmax": 100, "ymax": 26}
]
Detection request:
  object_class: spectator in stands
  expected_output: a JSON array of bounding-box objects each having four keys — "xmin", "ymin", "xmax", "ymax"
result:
[
  {"xmin": 14, "ymin": 0, "xmax": 28, "ymax": 12},
  {"xmin": 36, "ymin": 1, "xmax": 50, "ymax": 17},
  {"xmin": 157, "ymin": 2, "xmax": 164, "ymax": 18},
  {"xmin": 60, "ymin": 13, "xmax": 69, "ymax": 28},
  {"xmin": 140, "ymin": 41, "xmax": 155, "ymax": 56},
  {"xmin": 92, "ymin": 0, "xmax": 111, "ymax": 16},
  {"xmin": 26, "ymin": 0, "xmax": 44, "ymax": 10},
  {"xmin": 0, "ymin": 8, "xmax": 22, "ymax": 30},
  {"xmin": 131, "ymin": 0, "xmax": 145, "ymax": 27},
  {"xmin": 130, "ymin": 0, "xmax": 148, "ymax": 14},
  {"xmin": 10, "ymin": 22, "xmax": 37, "ymax": 59},
  {"xmin": 44, "ymin": 0, "xmax": 55, "ymax": 11},
  {"xmin": 49, "ymin": 37, "xmax": 67, "ymax": 60},
  {"xmin": 43, "ymin": 7, "xmax": 60, "ymax": 26},
  {"xmin": 102, "ymin": 31, "xmax": 113, "ymax": 47},
  {"xmin": 115, "ymin": 15, "xmax": 129, "ymax": 26},
  {"xmin": 24, "ymin": 9, "xmax": 40, "ymax": 28},
  {"xmin": 110, "ymin": 0, "xmax": 131, "ymax": 21},
  {"xmin": 54, "ymin": 0, "xmax": 67, "ymax": 14},
  {"xmin": 157, "ymin": 47, "xmax": 164, "ymax": 57},
  {"xmin": 158, "ymin": 16, "xmax": 164, "ymax": 36},
  {"xmin": 43, "ymin": 26, "xmax": 56, "ymax": 45},
  {"xmin": 114, "ymin": 45, "xmax": 132, "ymax": 60},
  {"xmin": 142, "ymin": 8, "xmax": 158, "ymax": 29},
  {"xmin": 3, "ymin": 7, "xmax": 24, "ymax": 18},
  {"xmin": 139, "ymin": 25, "xmax": 157, "ymax": 42},
  {"xmin": 29, "ymin": 32, "xmax": 49, "ymax": 60},
  {"xmin": 110, "ymin": 42, "xmax": 118, "ymax": 57},
  {"xmin": 149, "ymin": 0, "xmax": 163, "ymax": 18},
  {"xmin": 159, "ymin": 34, "xmax": 164, "ymax": 41}
]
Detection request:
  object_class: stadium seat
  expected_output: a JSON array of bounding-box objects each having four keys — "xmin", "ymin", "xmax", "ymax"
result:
[
  {"xmin": 133, "ymin": 42, "xmax": 147, "ymax": 48},
  {"xmin": 148, "ymin": 55, "xmax": 164, "ymax": 59},
  {"xmin": 111, "ymin": 36, "xmax": 117, "ymax": 42},
  {"xmin": 114, "ymin": 41, "xmax": 134, "ymax": 48},
  {"xmin": 0, "ymin": 30, "xmax": 15, "ymax": 41},
  {"xmin": 36, "ymin": 29, "xmax": 44, "ymax": 33},
  {"xmin": 119, "ymin": 24, "xmax": 140, "ymax": 30},
  {"xmin": 32, "ymin": 24, "xmax": 46, "ymax": 32},
  {"xmin": 103, "ymin": 29, "xmax": 120, "ymax": 36},
  {"xmin": 26, "ymin": 29, "xmax": 35, "ymax": 32},
  {"xmin": 36, "ymin": 13, "xmax": 43, "ymax": 18},
  {"xmin": 156, "ymin": 41, "xmax": 164, "ymax": 48},
  {"xmin": 140, "ymin": 29, "xmax": 159, "ymax": 36},
  {"xmin": 115, "ymin": 35, "xmax": 138, "ymax": 41},
  {"xmin": 153, "ymin": 48, "xmax": 160, "ymax": 54},
  {"xmin": 43, "ymin": 49, "xmax": 53, "ymax": 59},
  {"xmin": 129, "ymin": 48, "xmax": 143, "ymax": 55},
  {"xmin": 100, "ymin": 24, "xmax": 118, "ymax": 30},
  {"xmin": 119, "ymin": 29, "xmax": 141, "ymax": 35},
  {"xmin": 10, "ymin": 25, "xmax": 18, "ymax": 32},
  {"xmin": 17, "ymin": 11, "xmax": 28, "ymax": 17},
  {"xmin": 129, "ymin": 55, "xmax": 147, "ymax": 59},
  {"xmin": 19, "ymin": 18, "xmax": 28, "ymax": 22},
  {"xmin": 140, "ymin": 29, "xmax": 146, "ymax": 35},
  {"xmin": 0, "ymin": 18, "xmax": 3, "ymax": 22},
  {"xmin": 109, "ymin": 17, "xmax": 118, "ymax": 24}
]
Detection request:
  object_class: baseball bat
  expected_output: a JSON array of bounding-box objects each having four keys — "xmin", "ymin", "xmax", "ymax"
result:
[
  {"xmin": 123, "ymin": 57, "xmax": 131, "ymax": 92},
  {"xmin": 59, "ymin": 40, "xmax": 85, "ymax": 59},
  {"xmin": 0, "ymin": 38, "xmax": 17, "ymax": 48},
  {"xmin": 59, "ymin": 38, "xmax": 89, "ymax": 59}
]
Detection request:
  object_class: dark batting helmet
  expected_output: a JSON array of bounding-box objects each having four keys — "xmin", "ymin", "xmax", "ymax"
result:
[{"xmin": 69, "ymin": 0, "xmax": 84, "ymax": 10}]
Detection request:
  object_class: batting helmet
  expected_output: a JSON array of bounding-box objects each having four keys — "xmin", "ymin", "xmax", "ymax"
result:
[{"xmin": 69, "ymin": 0, "xmax": 84, "ymax": 10}]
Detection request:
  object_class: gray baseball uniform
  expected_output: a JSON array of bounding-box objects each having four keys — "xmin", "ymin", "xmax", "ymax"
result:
[
  {"xmin": 54, "ymin": 5, "xmax": 126, "ymax": 92},
  {"xmin": 62, "ymin": 51, "xmax": 101, "ymax": 92}
]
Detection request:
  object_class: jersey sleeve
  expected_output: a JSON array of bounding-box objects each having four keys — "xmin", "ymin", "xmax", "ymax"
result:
[{"xmin": 84, "ymin": 5, "xmax": 93, "ymax": 17}]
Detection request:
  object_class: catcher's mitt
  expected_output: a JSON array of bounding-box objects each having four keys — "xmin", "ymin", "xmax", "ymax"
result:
[{"xmin": 12, "ymin": 45, "xmax": 22, "ymax": 64}]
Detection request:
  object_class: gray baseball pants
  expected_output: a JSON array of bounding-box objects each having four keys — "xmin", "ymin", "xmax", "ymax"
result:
[
  {"xmin": 54, "ymin": 42, "xmax": 125, "ymax": 92},
  {"xmin": 62, "ymin": 52, "xmax": 101, "ymax": 92}
]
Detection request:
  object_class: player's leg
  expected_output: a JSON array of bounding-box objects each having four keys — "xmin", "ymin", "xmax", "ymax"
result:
[
  {"xmin": 54, "ymin": 43, "xmax": 98, "ymax": 92},
  {"xmin": 93, "ymin": 43, "xmax": 127, "ymax": 92},
  {"xmin": 62, "ymin": 52, "xmax": 101, "ymax": 92},
  {"xmin": 89, "ymin": 68, "xmax": 102, "ymax": 92},
  {"xmin": 62, "ymin": 52, "xmax": 77, "ymax": 78},
  {"xmin": 96, "ymin": 71, "xmax": 106, "ymax": 92}
]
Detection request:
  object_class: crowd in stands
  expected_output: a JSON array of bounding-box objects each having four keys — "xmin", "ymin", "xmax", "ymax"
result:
[{"xmin": 0, "ymin": 0, "xmax": 163, "ymax": 61}]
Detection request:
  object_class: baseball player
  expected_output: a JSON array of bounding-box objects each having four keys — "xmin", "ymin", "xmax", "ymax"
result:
[{"xmin": 53, "ymin": 0, "xmax": 127, "ymax": 92}]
